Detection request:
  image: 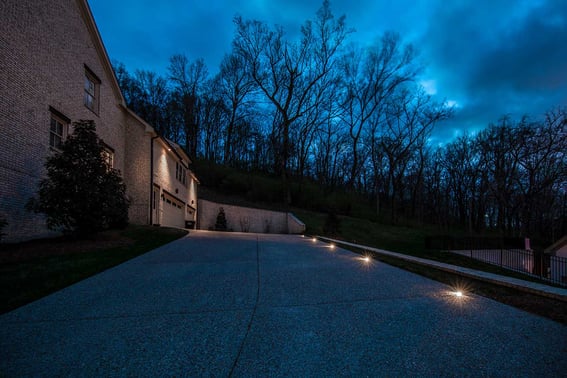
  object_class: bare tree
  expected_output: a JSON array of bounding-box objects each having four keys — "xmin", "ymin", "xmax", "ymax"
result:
[
  {"xmin": 339, "ymin": 32, "xmax": 417, "ymax": 188},
  {"xmin": 131, "ymin": 70, "xmax": 171, "ymax": 135},
  {"xmin": 477, "ymin": 118, "xmax": 522, "ymax": 234},
  {"xmin": 314, "ymin": 115, "xmax": 349, "ymax": 188},
  {"xmin": 218, "ymin": 52, "xmax": 256, "ymax": 164},
  {"xmin": 379, "ymin": 87, "xmax": 451, "ymax": 222},
  {"xmin": 200, "ymin": 78, "xmax": 227, "ymax": 162},
  {"xmin": 233, "ymin": 0, "xmax": 350, "ymax": 203},
  {"xmin": 168, "ymin": 54, "xmax": 208, "ymax": 157},
  {"xmin": 441, "ymin": 133, "xmax": 483, "ymax": 232},
  {"xmin": 512, "ymin": 109, "xmax": 567, "ymax": 237}
]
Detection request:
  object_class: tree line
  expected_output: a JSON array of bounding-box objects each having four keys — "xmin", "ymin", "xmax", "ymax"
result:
[{"xmin": 113, "ymin": 0, "xmax": 566, "ymax": 242}]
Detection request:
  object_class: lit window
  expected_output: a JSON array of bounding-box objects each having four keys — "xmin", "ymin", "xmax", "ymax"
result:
[
  {"xmin": 84, "ymin": 66, "xmax": 100, "ymax": 113},
  {"xmin": 101, "ymin": 147, "xmax": 114, "ymax": 170}
]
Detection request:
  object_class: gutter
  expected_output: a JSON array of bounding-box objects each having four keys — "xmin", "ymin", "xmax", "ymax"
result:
[{"xmin": 149, "ymin": 135, "xmax": 159, "ymax": 225}]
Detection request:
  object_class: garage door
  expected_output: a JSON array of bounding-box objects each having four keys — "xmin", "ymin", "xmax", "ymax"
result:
[{"xmin": 161, "ymin": 191, "xmax": 185, "ymax": 228}]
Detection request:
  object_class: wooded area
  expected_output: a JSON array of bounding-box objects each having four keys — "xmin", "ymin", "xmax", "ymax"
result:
[{"xmin": 112, "ymin": 1, "xmax": 566, "ymax": 243}]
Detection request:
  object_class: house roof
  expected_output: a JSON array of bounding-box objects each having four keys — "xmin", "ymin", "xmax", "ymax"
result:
[
  {"xmin": 78, "ymin": 0, "xmax": 197, "ymax": 177},
  {"xmin": 76, "ymin": 0, "xmax": 125, "ymax": 105},
  {"xmin": 545, "ymin": 235, "xmax": 567, "ymax": 254},
  {"xmin": 165, "ymin": 139, "xmax": 192, "ymax": 165}
]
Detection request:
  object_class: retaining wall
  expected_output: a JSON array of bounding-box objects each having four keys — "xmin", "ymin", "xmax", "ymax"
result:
[{"xmin": 198, "ymin": 199, "xmax": 305, "ymax": 234}]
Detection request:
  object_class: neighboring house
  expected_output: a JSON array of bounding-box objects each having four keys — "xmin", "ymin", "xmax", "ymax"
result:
[
  {"xmin": 0, "ymin": 0, "xmax": 198, "ymax": 242},
  {"xmin": 545, "ymin": 235, "xmax": 567, "ymax": 258}
]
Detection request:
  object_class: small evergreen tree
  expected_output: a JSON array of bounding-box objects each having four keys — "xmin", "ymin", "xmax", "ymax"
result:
[
  {"xmin": 323, "ymin": 210, "xmax": 341, "ymax": 236},
  {"xmin": 215, "ymin": 207, "xmax": 228, "ymax": 231},
  {"xmin": 27, "ymin": 120, "xmax": 129, "ymax": 237}
]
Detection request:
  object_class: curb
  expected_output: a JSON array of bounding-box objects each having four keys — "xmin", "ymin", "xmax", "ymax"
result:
[{"xmin": 317, "ymin": 236, "xmax": 567, "ymax": 303}]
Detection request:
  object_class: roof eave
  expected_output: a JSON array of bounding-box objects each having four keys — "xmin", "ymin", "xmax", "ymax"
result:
[{"xmin": 76, "ymin": 0, "xmax": 125, "ymax": 105}]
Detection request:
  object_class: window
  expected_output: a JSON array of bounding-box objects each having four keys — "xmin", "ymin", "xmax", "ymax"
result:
[
  {"xmin": 84, "ymin": 66, "xmax": 100, "ymax": 113},
  {"xmin": 101, "ymin": 147, "xmax": 114, "ymax": 170},
  {"xmin": 175, "ymin": 162, "xmax": 187, "ymax": 186},
  {"xmin": 49, "ymin": 107, "xmax": 69, "ymax": 150}
]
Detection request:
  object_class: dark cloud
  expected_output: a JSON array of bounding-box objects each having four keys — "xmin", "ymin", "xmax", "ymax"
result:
[
  {"xmin": 89, "ymin": 0, "xmax": 566, "ymax": 142},
  {"xmin": 471, "ymin": 1, "xmax": 567, "ymax": 94},
  {"xmin": 422, "ymin": 0, "xmax": 567, "ymax": 141}
]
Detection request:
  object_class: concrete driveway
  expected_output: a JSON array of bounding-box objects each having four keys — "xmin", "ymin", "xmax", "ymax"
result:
[{"xmin": 1, "ymin": 231, "xmax": 565, "ymax": 376}]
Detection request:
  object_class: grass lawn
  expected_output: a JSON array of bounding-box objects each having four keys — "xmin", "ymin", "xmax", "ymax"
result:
[
  {"xmin": 294, "ymin": 209, "xmax": 567, "ymax": 324},
  {"xmin": 0, "ymin": 225, "xmax": 187, "ymax": 314},
  {"xmin": 294, "ymin": 208, "xmax": 561, "ymax": 285}
]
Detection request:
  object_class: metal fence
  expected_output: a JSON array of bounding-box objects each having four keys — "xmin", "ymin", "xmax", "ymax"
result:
[
  {"xmin": 426, "ymin": 236, "xmax": 567, "ymax": 287},
  {"xmin": 449, "ymin": 248, "xmax": 567, "ymax": 287}
]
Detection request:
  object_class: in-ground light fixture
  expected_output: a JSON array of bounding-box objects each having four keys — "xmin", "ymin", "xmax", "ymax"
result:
[
  {"xmin": 444, "ymin": 280, "xmax": 475, "ymax": 306},
  {"xmin": 356, "ymin": 253, "xmax": 373, "ymax": 267}
]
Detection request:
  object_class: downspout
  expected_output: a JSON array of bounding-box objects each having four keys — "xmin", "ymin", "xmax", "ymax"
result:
[{"xmin": 149, "ymin": 135, "xmax": 159, "ymax": 225}]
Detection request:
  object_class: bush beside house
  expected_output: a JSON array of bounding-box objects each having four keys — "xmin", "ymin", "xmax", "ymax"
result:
[{"xmin": 27, "ymin": 120, "xmax": 129, "ymax": 237}]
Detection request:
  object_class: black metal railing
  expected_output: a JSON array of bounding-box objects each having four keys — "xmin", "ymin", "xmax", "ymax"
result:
[{"xmin": 426, "ymin": 236, "xmax": 567, "ymax": 287}]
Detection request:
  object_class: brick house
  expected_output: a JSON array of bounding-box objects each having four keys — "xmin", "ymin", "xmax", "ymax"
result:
[{"xmin": 0, "ymin": 0, "xmax": 198, "ymax": 242}]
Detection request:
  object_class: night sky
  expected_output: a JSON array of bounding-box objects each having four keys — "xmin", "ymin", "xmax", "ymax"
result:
[{"xmin": 89, "ymin": 0, "xmax": 567, "ymax": 143}]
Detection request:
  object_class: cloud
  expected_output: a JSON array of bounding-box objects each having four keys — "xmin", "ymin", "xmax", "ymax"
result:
[
  {"xmin": 90, "ymin": 0, "xmax": 566, "ymax": 142},
  {"xmin": 470, "ymin": 1, "xmax": 567, "ymax": 94},
  {"xmin": 422, "ymin": 0, "xmax": 567, "ymax": 138}
]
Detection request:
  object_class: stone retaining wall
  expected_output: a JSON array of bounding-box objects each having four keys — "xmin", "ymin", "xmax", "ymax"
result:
[{"xmin": 198, "ymin": 199, "xmax": 305, "ymax": 234}]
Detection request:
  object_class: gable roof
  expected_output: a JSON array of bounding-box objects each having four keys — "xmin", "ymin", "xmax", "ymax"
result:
[
  {"xmin": 165, "ymin": 139, "xmax": 192, "ymax": 165},
  {"xmin": 76, "ymin": 0, "xmax": 125, "ymax": 105},
  {"xmin": 545, "ymin": 235, "xmax": 567, "ymax": 254},
  {"xmin": 77, "ymin": 0, "xmax": 196, "ymax": 175}
]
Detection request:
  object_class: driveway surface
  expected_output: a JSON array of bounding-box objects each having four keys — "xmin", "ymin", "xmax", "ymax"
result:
[{"xmin": 1, "ymin": 231, "xmax": 566, "ymax": 376}]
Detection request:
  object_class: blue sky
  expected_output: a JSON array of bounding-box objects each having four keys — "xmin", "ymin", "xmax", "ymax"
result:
[{"xmin": 89, "ymin": 0, "xmax": 567, "ymax": 143}]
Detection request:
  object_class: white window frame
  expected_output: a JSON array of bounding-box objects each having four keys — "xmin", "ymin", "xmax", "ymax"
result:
[
  {"xmin": 49, "ymin": 107, "xmax": 69, "ymax": 150},
  {"xmin": 84, "ymin": 66, "xmax": 100, "ymax": 114},
  {"xmin": 175, "ymin": 161, "xmax": 187, "ymax": 186}
]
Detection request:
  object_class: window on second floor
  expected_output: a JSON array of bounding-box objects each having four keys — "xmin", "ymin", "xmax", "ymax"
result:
[
  {"xmin": 175, "ymin": 162, "xmax": 187, "ymax": 186},
  {"xmin": 84, "ymin": 66, "xmax": 100, "ymax": 114}
]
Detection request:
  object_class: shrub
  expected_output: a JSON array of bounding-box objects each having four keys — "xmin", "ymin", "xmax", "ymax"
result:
[
  {"xmin": 26, "ymin": 120, "xmax": 130, "ymax": 237},
  {"xmin": 215, "ymin": 207, "xmax": 228, "ymax": 231},
  {"xmin": 323, "ymin": 211, "xmax": 341, "ymax": 236}
]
